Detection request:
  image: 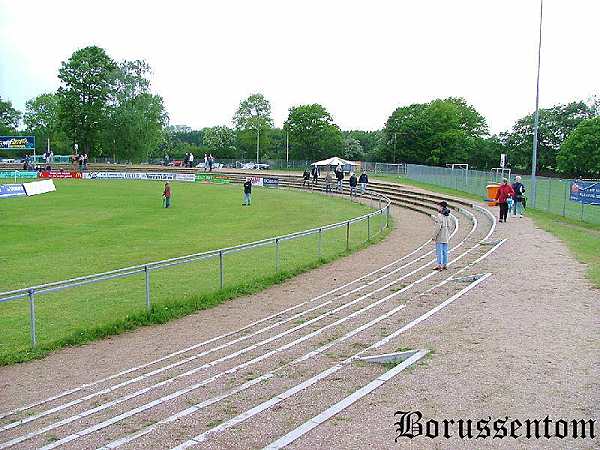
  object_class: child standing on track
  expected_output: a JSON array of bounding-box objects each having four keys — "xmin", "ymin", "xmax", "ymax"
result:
[
  {"xmin": 163, "ymin": 182, "xmax": 172, "ymax": 208},
  {"xmin": 432, "ymin": 201, "xmax": 451, "ymax": 270}
]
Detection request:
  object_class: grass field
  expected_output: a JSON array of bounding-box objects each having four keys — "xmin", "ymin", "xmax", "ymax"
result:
[
  {"xmin": 376, "ymin": 175, "xmax": 600, "ymax": 289},
  {"xmin": 0, "ymin": 178, "xmax": 386, "ymax": 364}
]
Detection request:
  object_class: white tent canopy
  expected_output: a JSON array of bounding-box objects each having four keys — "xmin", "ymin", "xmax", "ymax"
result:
[{"xmin": 310, "ymin": 157, "xmax": 357, "ymax": 169}]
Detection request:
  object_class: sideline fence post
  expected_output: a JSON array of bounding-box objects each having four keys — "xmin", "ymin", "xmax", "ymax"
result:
[
  {"xmin": 386, "ymin": 205, "xmax": 390, "ymax": 228},
  {"xmin": 318, "ymin": 228, "xmax": 322, "ymax": 259},
  {"xmin": 28, "ymin": 289, "xmax": 37, "ymax": 347},
  {"xmin": 346, "ymin": 221, "xmax": 350, "ymax": 251},
  {"xmin": 219, "ymin": 251, "xmax": 224, "ymax": 289},
  {"xmin": 547, "ymin": 179, "xmax": 552, "ymax": 212},
  {"xmin": 144, "ymin": 265, "xmax": 151, "ymax": 312},
  {"xmin": 562, "ymin": 181, "xmax": 567, "ymax": 217},
  {"xmin": 581, "ymin": 201, "xmax": 584, "ymax": 222},
  {"xmin": 367, "ymin": 215, "xmax": 371, "ymax": 241},
  {"xmin": 275, "ymin": 238, "xmax": 280, "ymax": 273}
]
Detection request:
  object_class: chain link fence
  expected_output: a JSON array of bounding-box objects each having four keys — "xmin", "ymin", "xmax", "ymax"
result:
[{"xmin": 404, "ymin": 164, "xmax": 600, "ymax": 225}]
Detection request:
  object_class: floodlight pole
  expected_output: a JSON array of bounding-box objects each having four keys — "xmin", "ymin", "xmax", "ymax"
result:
[
  {"xmin": 256, "ymin": 127, "xmax": 260, "ymax": 164},
  {"xmin": 286, "ymin": 132, "xmax": 289, "ymax": 167},
  {"xmin": 530, "ymin": 0, "xmax": 543, "ymax": 208}
]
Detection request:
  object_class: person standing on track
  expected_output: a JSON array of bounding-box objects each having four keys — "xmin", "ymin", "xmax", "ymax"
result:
[
  {"xmin": 512, "ymin": 175, "xmax": 526, "ymax": 218},
  {"xmin": 432, "ymin": 201, "xmax": 451, "ymax": 270},
  {"xmin": 495, "ymin": 178, "xmax": 515, "ymax": 223}
]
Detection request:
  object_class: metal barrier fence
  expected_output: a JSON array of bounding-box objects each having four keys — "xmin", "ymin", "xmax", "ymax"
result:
[
  {"xmin": 404, "ymin": 164, "xmax": 600, "ymax": 225},
  {"xmin": 0, "ymin": 192, "xmax": 391, "ymax": 348}
]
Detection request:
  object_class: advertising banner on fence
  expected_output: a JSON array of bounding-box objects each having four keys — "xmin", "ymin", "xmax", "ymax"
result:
[
  {"xmin": 262, "ymin": 177, "xmax": 279, "ymax": 188},
  {"xmin": 246, "ymin": 176, "xmax": 263, "ymax": 187},
  {"xmin": 23, "ymin": 179, "xmax": 56, "ymax": 196},
  {"xmin": 0, "ymin": 183, "xmax": 26, "ymax": 198},
  {"xmin": 570, "ymin": 181, "xmax": 600, "ymax": 205},
  {"xmin": 0, "ymin": 171, "xmax": 38, "ymax": 179},
  {"xmin": 0, "ymin": 136, "xmax": 35, "ymax": 150},
  {"xmin": 83, "ymin": 171, "xmax": 196, "ymax": 182},
  {"xmin": 195, "ymin": 174, "xmax": 231, "ymax": 184},
  {"xmin": 39, "ymin": 171, "xmax": 82, "ymax": 179}
]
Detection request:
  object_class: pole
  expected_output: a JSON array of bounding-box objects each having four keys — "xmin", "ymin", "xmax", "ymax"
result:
[
  {"xmin": 346, "ymin": 221, "xmax": 350, "ymax": 251},
  {"xmin": 367, "ymin": 215, "xmax": 371, "ymax": 241},
  {"xmin": 28, "ymin": 289, "xmax": 37, "ymax": 347},
  {"xmin": 318, "ymin": 228, "xmax": 322, "ymax": 259},
  {"xmin": 144, "ymin": 265, "xmax": 151, "ymax": 312},
  {"xmin": 286, "ymin": 132, "xmax": 289, "ymax": 168},
  {"xmin": 275, "ymin": 239, "xmax": 280, "ymax": 272},
  {"xmin": 256, "ymin": 127, "xmax": 260, "ymax": 164},
  {"xmin": 219, "ymin": 251, "xmax": 224, "ymax": 289},
  {"xmin": 562, "ymin": 181, "xmax": 567, "ymax": 217},
  {"xmin": 530, "ymin": 0, "xmax": 544, "ymax": 208}
]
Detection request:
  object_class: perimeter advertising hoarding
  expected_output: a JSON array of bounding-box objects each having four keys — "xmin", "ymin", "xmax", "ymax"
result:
[
  {"xmin": 39, "ymin": 171, "xmax": 82, "ymax": 179},
  {"xmin": 0, "ymin": 183, "xmax": 26, "ymax": 198},
  {"xmin": 82, "ymin": 172, "xmax": 196, "ymax": 182},
  {"xmin": 0, "ymin": 136, "xmax": 35, "ymax": 150},
  {"xmin": 262, "ymin": 177, "xmax": 279, "ymax": 188},
  {"xmin": 570, "ymin": 181, "xmax": 600, "ymax": 205},
  {"xmin": 195, "ymin": 174, "xmax": 230, "ymax": 184},
  {"xmin": 23, "ymin": 180, "xmax": 56, "ymax": 196},
  {"xmin": 0, "ymin": 171, "xmax": 38, "ymax": 178}
]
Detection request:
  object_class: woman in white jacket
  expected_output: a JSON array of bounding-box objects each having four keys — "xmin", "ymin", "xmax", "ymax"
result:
[{"xmin": 432, "ymin": 201, "xmax": 451, "ymax": 270}]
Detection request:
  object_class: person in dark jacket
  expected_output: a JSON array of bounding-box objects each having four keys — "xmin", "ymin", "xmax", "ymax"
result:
[
  {"xmin": 349, "ymin": 173, "xmax": 358, "ymax": 198},
  {"xmin": 302, "ymin": 169, "xmax": 310, "ymax": 187},
  {"xmin": 495, "ymin": 178, "xmax": 515, "ymax": 223},
  {"xmin": 511, "ymin": 175, "xmax": 526, "ymax": 217},
  {"xmin": 311, "ymin": 165, "xmax": 319, "ymax": 185},
  {"xmin": 335, "ymin": 165, "xmax": 344, "ymax": 192},
  {"xmin": 243, "ymin": 179, "xmax": 252, "ymax": 206},
  {"xmin": 358, "ymin": 171, "xmax": 368, "ymax": 194}
]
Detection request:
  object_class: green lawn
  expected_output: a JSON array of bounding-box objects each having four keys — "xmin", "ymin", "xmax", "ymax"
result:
[
  {"xmin": 376, "ymin": 175, "xmax": 600, "ymax": 289},
  {"xmin": 0, "ymin": 179, "xmax": 386, "ymax": 364}
]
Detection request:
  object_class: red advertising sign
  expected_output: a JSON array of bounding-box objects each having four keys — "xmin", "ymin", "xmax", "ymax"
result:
[{"xmin": 39, "ymin": 171, "xmax": 82, "ymax": 179}]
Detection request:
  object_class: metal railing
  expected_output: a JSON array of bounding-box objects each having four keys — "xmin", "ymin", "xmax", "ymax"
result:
[{"xmin": 0, "ymin": 191, "xmax": 391, "ymax": 348}]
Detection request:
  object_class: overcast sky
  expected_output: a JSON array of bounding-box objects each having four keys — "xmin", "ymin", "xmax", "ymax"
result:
[{"xmin": 0, "ymin": 0, "xmax": 598, "ymax": 134}]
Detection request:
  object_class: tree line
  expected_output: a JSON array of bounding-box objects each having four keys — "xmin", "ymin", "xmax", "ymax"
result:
[{"xmin": 1, "ymin": 45, "xmax": 598, "ymax": 177}]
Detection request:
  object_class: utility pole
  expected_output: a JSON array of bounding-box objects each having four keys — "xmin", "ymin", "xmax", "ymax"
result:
[
  {"xmin": 256, "ymin": 127, "xmax": 260, "ymax": 164},
  {"xmin": 530, "ymin": 0, "xmax": 543, "ymax": 208}
]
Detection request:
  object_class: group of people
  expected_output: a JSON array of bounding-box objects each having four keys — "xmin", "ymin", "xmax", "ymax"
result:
[
  {"xmin": 302, "ymin": 164, "xmax": 369, "ymax": 197},
  {"xmin": 71, "ymin": 153, "xmax": 88, "ymax": 171},
  {"xmin": 495, "ymin": 176, "xmax": 526, "ymax": 223},
  {"xmin": 183, "ymin": 152, "xmax": 195, "ymax": 168},
  {"xmin": 203, "ymin": 153, "xmax": 215, "ymax": 171}
]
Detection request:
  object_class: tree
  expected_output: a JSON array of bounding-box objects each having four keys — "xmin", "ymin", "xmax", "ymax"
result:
[
  {"xmin": 383, "ymin": 98, "xmax": 488, "ymax": 166},
  {"xmin": 557, "ymin": 117, "xmax": 600, "ymax": 177},
  {"xmin": 0, "ymin": 96, "xmax": 21, "ymax": 135},
  {"xmin": 24, "ymin": 93, "xmax": 70, "ymax": 153},
  {"xmin": 342, "ymin": 136, "xmax": 364, "ymax": 161},
  {"xmin": 57, "ymin": 46, "xmax": 117, "ymax": 154},
  {"xmin": 503, "ymin": 101, "xmax": 595, "ymax": 173},
  {"xmin": 233, "ymin": 93, "xmax": 273, "ymax": 162},
  {"xmin": 284, "ymin": 104, "xmax": 343, "ymax": 161},
  {"xmin": 101, "ymin": 60, "xmax": 168, "ymax": 161},
  {"xmin": 203, "ymin": 126, "xmax": 237, "ymax": 158}
]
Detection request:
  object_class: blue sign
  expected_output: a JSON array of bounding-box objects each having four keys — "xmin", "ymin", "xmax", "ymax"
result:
[
  {"xmin": 0, "ymin": 136, "xmax": 35, "ymax": 150},
  {"xmin": 263, "ymin": 177, "xmax": 279, "ymax": 188},
  {"xmin": 570, "ymin": 181, "xmax": 600, "ymax": 205},
  {"xmin": 0, "ymin": 183, "xmax": 26, "ymax": 198}
]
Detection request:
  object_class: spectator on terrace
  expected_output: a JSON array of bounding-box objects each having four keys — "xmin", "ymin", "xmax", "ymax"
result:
[
  {"xmin": 302, "ymin": 169, "xmax": 310, "ymax": 187},
  {"xmin": 335, "ymin": 165, "xmax": 344, "ymax": 192},
  {"xmin": 311, "ymin": 165, "xmax": 319, "ymax": 185},
  {"xmin": 188, "ymin": 152, "xmax": 194, "ymax": 168},
  {"xmin": 325, "ymin": 171, "xmax": 333, "ymax": 192},
  {"xmin": 359, "ymin": 171, "xmax": 369, "ymax": 194},
  {"xmin": 349, "ymin": 172, "xmax": 358, "ymax": 198},
  {"xmin": 204, "ymin": 153, "xmax": 208, "ymax": 171},
  {"xmin": 209, "ymin": 154, "xmax": 214, "ymax": 172}
]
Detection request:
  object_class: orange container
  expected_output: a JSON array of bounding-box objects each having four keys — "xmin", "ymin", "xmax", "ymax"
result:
[{"xmin": 486, "ymin": 184, "xmax": 500, "ymax": 206}]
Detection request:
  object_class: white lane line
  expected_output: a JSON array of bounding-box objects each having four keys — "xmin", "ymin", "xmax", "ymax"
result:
[
  {"xmin": 0, "ymin": 235, "xmax": 437, "ymax": 423},
  {"xmin": 262, "ymin": 350, "xmax": 429, "ymax": 450},
  {"xmin": 29, "ymin": 212, "xmax": 476, "ymax": 450},
  {"xmin": 4, "ymin": 240, "xmax": 464, "ymax": 450},
  {"xmin": 172, "ymin": 274, "xmax": 493, "ymax": 449},
  {"xmin": 98, "ymin": 222, "xmax": 491, "ymax": 449}
]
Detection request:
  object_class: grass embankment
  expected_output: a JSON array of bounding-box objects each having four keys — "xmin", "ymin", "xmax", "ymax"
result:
[
  {"xmin": 375, "ymin": 175, "xmax": 600, "ymax": 288},
  {"xmin": 0, "ymin": 179, "xmax": 390, "ymax": 365}
]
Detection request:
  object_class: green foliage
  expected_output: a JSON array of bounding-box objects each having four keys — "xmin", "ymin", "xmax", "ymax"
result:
[
  {"xmin": 342, "ymin": 136, "xmax": 364, "ymax": 160},
  {"xmin": 284, "ymin": 104, "xmax": 344, "ymax": 161},
  {"xmin": 57, "ymin": 46, "xmax": 117, "ymax": 154},
  {"xmin": 502, "ymin": 101, "xmax": 595, "ymax": 173},
  {"xmin": 233, "ymin": 93, "xmax": 273, "ymax": 131},
  {"xmin": 0, "ymin": 96, "xmax": 21, "ymax": 135},
  {"xmin": 203, "ymin": 126, "xmax": 237, "ymax": 158},
  {"xmin": 557, "ymin": 117, "xmax": 600, "ymax": 177},
  {"xmin": 343, "ymin": 130, "xmax": 384, "ymax": 159},
  {"xmin": 24, "ymin": 93, "xmax": 70, "ymax": 154},
  {"xmin": 383, "ymin": 97, "xmax": 488, "ymax": 167}
]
